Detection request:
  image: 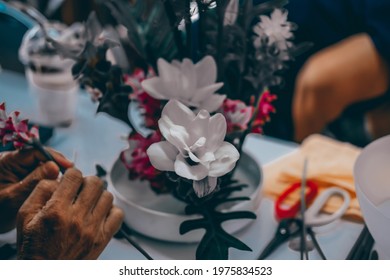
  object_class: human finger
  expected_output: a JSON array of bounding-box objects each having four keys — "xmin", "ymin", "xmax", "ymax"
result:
[
  {"xmin": 104, "ymin": 206, "xmax": 124, "ymax": 237},
  {"xmin": 92, "ymin": 191, "xmax": 114, "ymax": 218},
  {"xmin": 4, "ymin": 148, "xmax": 73, "ymax": 176},
  {"xmin": 17, "ymin": 179, "xmax": 58, "ymax": 221},
  {"xmin": 74, "ymin": 176, "xmax": 104, "ymax": 214},
  {"xmin": 51, "ymin": 168, "xmax": 83, "ymax": 204},
  {"xmin": 6, "ymin": 161, "xmax": 59, "ymax": 204},
  {"xmin": 45, "ymin": 148, "xmax": 74, "ymax": 169}
]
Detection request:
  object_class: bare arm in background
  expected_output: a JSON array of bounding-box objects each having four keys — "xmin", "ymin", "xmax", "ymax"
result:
[{"xmin": 293, "ymin": 33, "xmax": 390, "ymax": 142}]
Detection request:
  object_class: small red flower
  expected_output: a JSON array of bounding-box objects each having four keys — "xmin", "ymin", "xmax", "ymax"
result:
[
  {"xmin": 124, "ymin": 68, "xmax": 161, "ymax": 129},
  {"xmin": 120, "ymin": 131, "xmax": 162, "ymax": 183},
  {"xmin": 123, "ymin": 67, "xmax": 156, "ymax": 96},
  {"xmin": 251, "ymin": 90, "xmax": 277, "ymax": 134},
  {"xmin": 221, "ymin": 99, "xmax": 252, "ymax": 134},
  {"xmin": 0, "ymin": 102, "xmax": 39, "ymax": 148}
]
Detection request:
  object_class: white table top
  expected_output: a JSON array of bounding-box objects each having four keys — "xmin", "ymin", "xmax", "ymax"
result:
[{"xmin": 0, "ymin": 70, "xmax": 364, "ymax": 260}]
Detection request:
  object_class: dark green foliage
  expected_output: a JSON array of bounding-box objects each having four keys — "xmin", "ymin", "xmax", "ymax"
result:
[
  {"xmin": 179, "ymin": 178, "xmax": 256, "ymax": 260},
  {"xmin": 105, "ymin": 0, "xmax": 179, "ymax": 67}
]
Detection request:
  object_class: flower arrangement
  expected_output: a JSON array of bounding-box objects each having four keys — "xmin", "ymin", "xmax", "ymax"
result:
[
  {"xmin": 41, "ymin": 0, "xmax": 309, "ymax": 259},
  {"xmin": 0, "ymin": 102, "xmax": 65, "ymax": 172},
  {"xmin": 0, "ymin": 103, "xmax": 38, "ymax": 148}
]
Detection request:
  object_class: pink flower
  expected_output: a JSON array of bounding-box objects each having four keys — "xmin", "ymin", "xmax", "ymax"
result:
[
  {"xmin": 221, "ymin": 99, "xmax": 253, "ymax": 134},
  {"xmin": 121, "ymin": 131, "xmax": 162, "ymax": 183},
  {"xmin": 124, "ymin": 68, "xmax": 161, "ymax": 129},
  {"xmin": 0, "ymin": 102, "xmax": 39, "ymax": 148},
  {"xmin": 134, "ymin": 92, "xmax": 162, "ymax": 130},
  {"xmin": 252, "ymin": 90, "xmax": 277, "ymax": 134},
  {"xmin": 85, "ymin": 86, "xmax": 103, "ymax": 102},
  {"xmin": 124, "ymin": 67, "xmax": 156, "ymax": 96}
]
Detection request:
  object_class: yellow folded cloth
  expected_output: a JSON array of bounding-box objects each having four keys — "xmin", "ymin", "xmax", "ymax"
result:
[{"xmin": 262, "ymin": 134, "xmax": 363, "ymax": 222}]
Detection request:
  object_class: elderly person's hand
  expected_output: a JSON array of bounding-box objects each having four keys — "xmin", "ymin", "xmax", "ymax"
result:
[
  {"xmin": 293, "ymin": 33, "xmax": 390, "ymax": 142},
  {"xmin": 0, "ymin": 148, "xmax": 73, "ymax": 233},
  {"xmin": 17, "ymin": 168, "xmax": 124, "ymax": 259}
]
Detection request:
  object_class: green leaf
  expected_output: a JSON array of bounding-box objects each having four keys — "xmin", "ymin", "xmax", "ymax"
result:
[
  {"xmin": 105, "ymin": 0, "xmax": 180, "ymax": 67},
  {"xmin": 179, "ymin": 178, "xmax": 256, "ymax": 260},
  {"xmin": 195, "ymin": 224, "xmax": 253, "ymax": 260},
  {"xmin": 97, "ymin": 89, "xmax": 131, "ymax": 126}
]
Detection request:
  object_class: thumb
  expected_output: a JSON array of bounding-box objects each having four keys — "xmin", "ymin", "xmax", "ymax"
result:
[{"xmin": 9, "ymin": 162, "xmax": 60, "ymax": 204}]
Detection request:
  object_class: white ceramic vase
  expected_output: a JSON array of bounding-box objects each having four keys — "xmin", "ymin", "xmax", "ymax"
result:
[{"xmin": 26, "ymin": 69, "xmax": 78, "ymax": 127}]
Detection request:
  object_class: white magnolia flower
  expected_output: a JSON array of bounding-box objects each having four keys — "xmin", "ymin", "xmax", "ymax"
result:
[
  {"xmin": 253, "ymin": 9, "xmax": 293, "ymax": 50},
  {"xmin": 141, "ymin": 56, "xmax": 225, "ymax": 113},
  {"xmin": 147, "ymin": 99, "xmax": 240, "ymax": 198}
]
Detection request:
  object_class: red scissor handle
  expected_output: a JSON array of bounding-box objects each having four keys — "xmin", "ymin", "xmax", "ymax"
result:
[{"xmin": 275, "ymin": 180, "xmax": 319, "ymax": 220}]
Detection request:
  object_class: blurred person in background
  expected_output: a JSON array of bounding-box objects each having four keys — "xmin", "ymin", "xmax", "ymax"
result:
[{"xmin": 254, "ymin": 0, "xmax": 390, "ymax": 146}]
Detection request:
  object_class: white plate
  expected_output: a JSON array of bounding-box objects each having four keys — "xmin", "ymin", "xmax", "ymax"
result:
[{"xmin": 107, "ymin": 152, "xmax": 262, "ymax": 243}]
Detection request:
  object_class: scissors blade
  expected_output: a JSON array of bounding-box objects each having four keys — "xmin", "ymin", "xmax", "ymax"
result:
[
  {"xmin": 307, "ymin": 228, "xmax": 326, "ymax": 260},
  {"xmin": 258, "ymin": 236, "xmax": 284, "ymax": 260},
  {"xmin": 258, "ymin": 219, "xmax": 302, "ymax": 260},
  {"xmin": 300, "ymin": 158, "xmax": 309, "ymax": 260}
]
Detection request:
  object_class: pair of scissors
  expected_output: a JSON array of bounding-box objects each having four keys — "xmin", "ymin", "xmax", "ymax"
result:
[
  {"xmin": 257, "ymin": 177, "xmax": 318, "ymax": 260},
  {"xmin": 258, "ymin": 185, "xmax": 351, "ymax": 260}
]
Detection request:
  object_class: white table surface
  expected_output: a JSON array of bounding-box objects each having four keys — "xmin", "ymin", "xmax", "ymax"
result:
[{"xmin": 0, "ymin": 70, "xmax": 364, "ymax": 260}]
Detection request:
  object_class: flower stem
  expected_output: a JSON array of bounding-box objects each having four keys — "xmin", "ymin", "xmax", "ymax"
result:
[
  {"xmin": 185, "ymin": 0, "xmax": 192, "ymax": 58},
  {"xmin": 216, "ymin": 0, "xmax": 224, "ymax": 77},
  {"xmin": 196, "ymin": 0, "xmax": 205, "ymax": 55},
  {"xmin": 232, "ymin": 90, "xmax": 265, "ymax": 176},
  {"xmin": 164, "ymin": 0, "xmax": 185, "ymax": 59},
  {"xmin": 117, "ymin": 224, "xmax": 153, "ymax": 260},
  {"xmin": 31, "ymin": 138, "xmax": 66, "ymax": 174}
]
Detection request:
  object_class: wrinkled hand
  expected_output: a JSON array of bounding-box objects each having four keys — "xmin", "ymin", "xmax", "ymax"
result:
[
  {"xmin": 293, "ymin": 33, "xmax": 389, "ymax": 142},
  {"xmin": 17, "ymin": 168, "xmax": 124, "ymax": 260},
  {"xmin": 0, "ymin": 148, "xmax": 73, "ymax": 233}
]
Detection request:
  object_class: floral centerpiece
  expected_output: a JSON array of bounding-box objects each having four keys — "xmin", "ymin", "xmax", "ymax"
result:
[{"xmin": 40, "ymin": 0, "xmax": 309, "ymax": 259}]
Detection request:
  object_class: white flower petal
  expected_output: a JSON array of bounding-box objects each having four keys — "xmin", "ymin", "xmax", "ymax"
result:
[
  {"xmin": 224, "ymin": 0, "xmax": 239, "ymax": 26},
  {"xmin": 199, "ymin": 93, "xmax": 226, "ymax": 113},
  {"xmin": 158, "ymin": 117, "xmax": 189, "ymax": 155},
  {"xmin": 191, "ymin": 83, "xmax": 224, "ymax": 104},
  {"xmin": 199, "ymin": 151, "xmax": 216, "ymax": 163},
  {"xmin": 141, "ymin": 77, "xmax": 166, "ymax": 100},
  {"xmin": 272, "ymin": 9, "xmax": 287, "ymax": 23},
  {"xmin": 190, "ymin": 136, "xmax": 206, "ymax": 150},
  {"xmin": 171, "ymin": 60, "xmax": 182, "ymax": 68},
  {"xmin": 180, "ymin": 59, "xmax": 197, "ymax": 99},
  {"xmin": 174, "ymin": 154, "xmax": 208, "ymax": 181},
  {"xmin": 158, "ymin": 116, "xmax": 172, "ymax": 140},
  {"xmin": 162, "ymin": 99, "xmax": 195, "ymax": 127},
  {"xmin": 195, "ymin": 56, "xmax": 218, "ymax": 88},
  {"xmin": 157, "ymin": 58, "xmax": 180, "ymax": 84},
  {"xmin": 188, "ymin": 151, "xmax": 201, "ymax": 163},
  {"xmin": 143, "ymin": 56, "xmax": 224, "ymax": 111},
  {"xmin": 209, "ymin": 142, "xmax": 240, "ymax": 177},
  {"xmin": 189, "ymin": 110, "xmax": 210, "ymax": 143},
  {"xmin": 147, "ymin": 141, "xmax": 178, "ymax": 172},
  {"xmin": 207, "ymin": 113, "xmax": 227, "ymax": 151},
  {"xmin": 193, "ymin": 176, "xmax": 218, "ymax": 198},
  {"xmin": 169, "ymin": 125, "xmax": 191, "ymax": 150},
  {"xmin": 208, "ymin": 176, "xmax": 218, "ymax": 189}
]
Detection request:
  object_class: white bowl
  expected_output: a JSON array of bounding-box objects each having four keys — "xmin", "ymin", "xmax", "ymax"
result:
[
  {"xmin": 354, "ymin": 135, "xmax": 390, "ymax": 259},
  {"xmin": 107, "ymin": 152, "xmax": 262, "ymax": 243}
]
